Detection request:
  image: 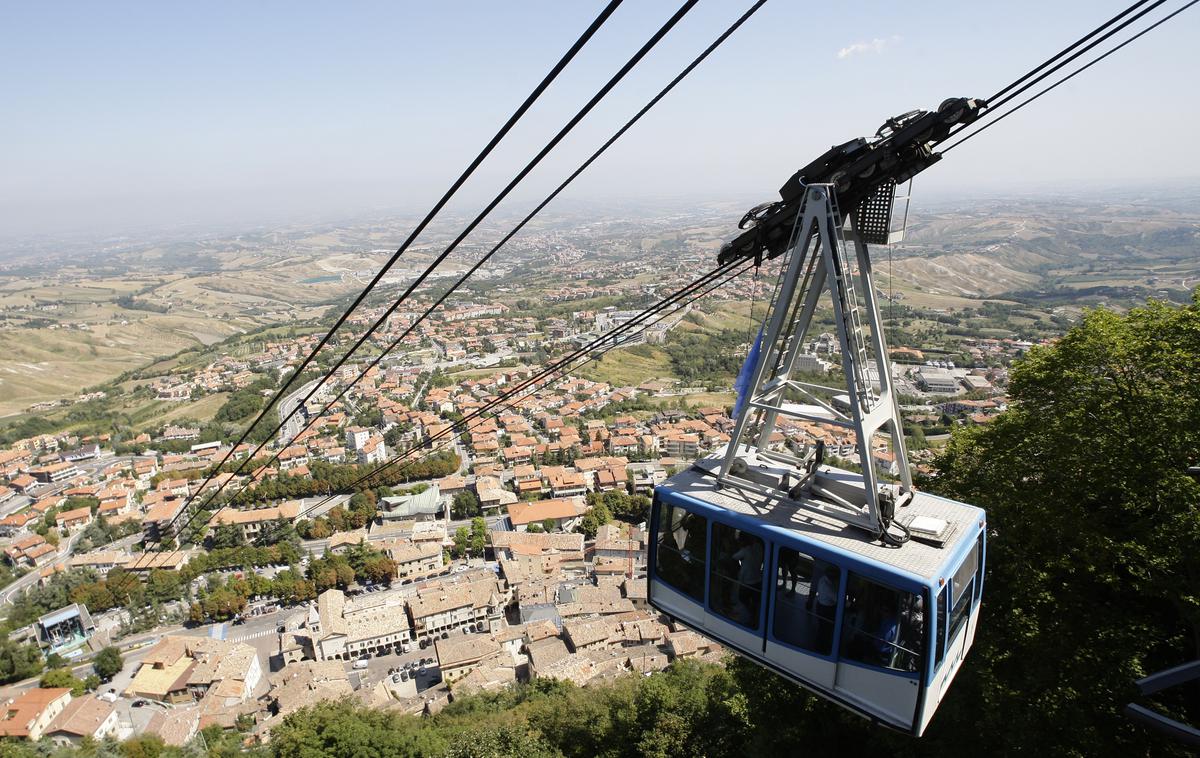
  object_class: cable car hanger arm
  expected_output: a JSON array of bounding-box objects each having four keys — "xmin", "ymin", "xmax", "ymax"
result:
[{"xmin": 717, "ymin": 97, "xmax": 986, "ymax": 266}]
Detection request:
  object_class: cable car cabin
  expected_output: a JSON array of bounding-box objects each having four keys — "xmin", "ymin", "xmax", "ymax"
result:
[{"xmin": 648, "ymin": 460, "xmax": 985, "ymax": 736}]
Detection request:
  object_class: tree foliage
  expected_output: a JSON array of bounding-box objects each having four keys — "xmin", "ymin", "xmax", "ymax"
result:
[
  {"xmin": 94, "ymin": 646, "xmax": 124, "ymax": 681},
  {"xmin": 0, "ymin": 637, "xmax": 44, "ymax": 684},
  {"xmin": 924, "ymin": 296, "xmax": 1200, "ymax": 755},
  {"xmin": 452, "ymin": 490, "xmax": 481, "ymax": 520},
  {"xmin": 40, "ymin": 667, "xmax": 88, "ymax": 695}
]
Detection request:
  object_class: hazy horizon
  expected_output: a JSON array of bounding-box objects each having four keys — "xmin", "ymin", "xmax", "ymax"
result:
[{"xmin": 3, "ymin": 1, "xmax": 1199, "ymax": 240}]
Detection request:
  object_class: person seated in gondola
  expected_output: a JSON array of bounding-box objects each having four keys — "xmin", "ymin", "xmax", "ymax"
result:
[
  {"xmin": 894, "ymin": 594, "xmax": 924, "ymax": 672},
  {"xmin": 875, "ymin": 605, "xmax": 900, "ymax": 668}
]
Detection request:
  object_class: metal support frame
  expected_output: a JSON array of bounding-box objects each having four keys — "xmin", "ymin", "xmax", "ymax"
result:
[{"xmin": 717, "ymin": 184, "xmax": 911, "ymax": 535}]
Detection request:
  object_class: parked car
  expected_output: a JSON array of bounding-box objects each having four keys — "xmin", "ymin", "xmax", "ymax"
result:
[
  {"xmin": 353, "ymin": 659, "xmax": 369, "ymax": 670},
  {"xmin": 131, "ymin": 700, "xmax": 148, "ymax": 708}
]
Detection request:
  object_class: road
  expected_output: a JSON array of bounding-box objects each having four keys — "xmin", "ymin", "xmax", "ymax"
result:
[
  {"xmin": 295, "ymin": 493, "xmax": 350, "ymax": 521},
  {"xmin": 279, "ymin": 379, "xmax": 321, "ymax": 445},
  {"xmin": 0, "ymin": 531, "xmax": 141, "ymax": 606},
  {"xmin": 0, "ymin": 494, "xmax": 32, "ymax": 520}
]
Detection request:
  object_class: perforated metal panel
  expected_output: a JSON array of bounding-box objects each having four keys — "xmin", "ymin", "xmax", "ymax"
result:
[{"xmin": 852, "ymin": 181, "xmax": 896, "ymax": 245}]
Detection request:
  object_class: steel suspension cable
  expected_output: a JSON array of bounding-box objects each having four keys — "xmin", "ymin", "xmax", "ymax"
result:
[
  {"xmin": 986, "ymin": 0, "xmax": 1166, "ymax": 111},
  {"xmin": 189, "ymin": 0, "xmax": 768, "ymax": 514},
  {"xmin": 356, "ymin": 266, "xmax": 752, "ymax": 500},
  {"xmin": 175, "ymin": 0, "xmax": 623, "ymax": 525},
  {"xmin": 943, "ymin": 0, "xmax": 1199, "ymax": 154},
  {"xmin": 313, "ymin": 260, "xmax": 755, "ymax": 505},
  {"xmin": 986, "ymin": 0, "xmax": 1156, "ymax": 103},
  {"xmin": 943, "ymin": 0, "xmax": 1170, "ymax": 145},
  {"xmin": 170, "ymin": 0, "xmax": 715, "ymax": 540},
  {"xmin": 229, "ymin": 258, "xmax": 746, "ymax": 519}
]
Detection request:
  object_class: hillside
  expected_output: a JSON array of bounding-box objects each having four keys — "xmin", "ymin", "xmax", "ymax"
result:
[{"xmin": 1, "ymin": 193, "xmax": 1197, "ymax": 419}]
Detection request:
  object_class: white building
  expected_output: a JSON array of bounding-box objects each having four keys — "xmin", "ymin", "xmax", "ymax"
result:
[
  {"xmin": 311, "ymin": 589, "xmax": 413, "ymax": 661},
  {"xmin": 917, "ymin": 367, "xmax": 959, "ymax": 394}
]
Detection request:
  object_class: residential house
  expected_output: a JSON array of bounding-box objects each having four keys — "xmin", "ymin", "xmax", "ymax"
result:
[
  {"xmin": 357, "ymin": 435, "xmax": 387, "ymax": 466},
  {"xmin": 55, "ymin": 506, "xmax": 93, "ymax": 532},
  {"xmin": 506, "ymin": 496, "xmax": 587, "ymax": 533},
  {"xmin": 433, "ymin": 633, "xmax": 503, "ymax": 684},
  {"xmin": 543, "ymin": 467, "xmax": 586, "ymax": 498},
  {"xmin": 0, "ymin": 688, "xmax": 73, "ymax": 741},
  {"xmin": 69, "ymin": 550, "xmax": 131, "ymax": 575},
  {"xmin": 209, "ymin": 501, "xmax": 300, "ymax": 542},
  {"xmin": 0, "ymin": 510, "xmax": 40, "ymax": 536},
  {"xmin": 141, "ymin": 498, "xmax": 187, "ymax": 545},
  {"xmin": 379, "ymin": 539, "xmax": 443, "ymax": 581},
  {"xmin": 143, "ymin": 706, "xmax": 201, "ymax": 747},
  {"xmin": 125, "ymin": 636, "xmax": 262, "ymax": 705},
  {"xmin": 29, "ymin": 462, "xmax": 79, "ymax": 484},
  {"xmin": 44, "ymin": 695, "xmax": 119, "ymax": 746},
  {"xmin": 5, "ymin": 534, "xmax": 56, "ymax": 567},
  {"xmin": 406, "ymin": 574, "xmax": 506, "ymax": 641},
  {"xmin": 124, "ymin": 550, "xmax": 194, "ymax": 576}
]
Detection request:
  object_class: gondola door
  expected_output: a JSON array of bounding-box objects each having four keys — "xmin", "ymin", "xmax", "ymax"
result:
[{"xmin": 832, "ymin": 573, "xmax": 925, "ymax": 732}]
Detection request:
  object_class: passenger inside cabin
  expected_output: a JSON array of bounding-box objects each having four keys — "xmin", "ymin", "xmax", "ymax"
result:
[
  {"xmin": 732, "ymin": 532, "xmax": 763, "ymax": 624},
  {"xmin": 840, "ymin": 576, "xmax": 925, "ymax": 673},
  {"xmin": 808, "ymin": 564, "xmax": 838, "ymax": 653},
  {"xmin": 772, "ymin": 549, "xmax": 838, "ymax": 655}
]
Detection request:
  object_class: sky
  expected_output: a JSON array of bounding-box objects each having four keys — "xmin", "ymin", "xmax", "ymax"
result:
[{"xmin": 2, "ymin": 1, "xmax": 1198, "ymax": 238}]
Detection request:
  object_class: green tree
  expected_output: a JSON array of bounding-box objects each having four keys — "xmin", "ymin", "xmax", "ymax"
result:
[
  {"xmin": 469, "ymin": 517, "xmax": 487, "ymax": 556},
  {"xmin": 210, "ymin": 523, "xmax": 246, "ymax": 549},
  {"xmin": 452, "ymin": 490, "xmax": 481, "ymax": 520},
  {"xmin": 0, "ymin": 638, "xmax": 44, "ymax": 684},
  {"xmin": 40, "ymin": 667, "xmax": 86, "ymax": 695},
  {"xmin": 452, "ymin": 527, "xmax": 470, "ymax": 559},
  {"xmin": 924, "ymin": 297, "xmax": 1200, "ymax": 755},
  {"xmin": 93, "ymin": 646, "xmax": 123, "ymax": 681},
  {"xmin": 119, "ymin": 733, "xmax": 167, "ymax": 758},
  {"xmin": 576, "ymin": 500, "xmax": 612, "ymax": 539}
]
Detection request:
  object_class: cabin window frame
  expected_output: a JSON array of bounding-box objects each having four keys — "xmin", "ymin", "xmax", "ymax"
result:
[
  {"xmin": 768, "ymin": 544, "xmax": 843, "ymax": 658},
  {"xmin": 933, "ymin": 584, "xmax": 949, "ymax": 671},
  {"xmin": 706, "ymin": 519, "xmax": 768, "ymax": 633},
  {"xmin": 836, "ymin": 571, "xmax": 927, "ymax": 677},
  {"xmin": 652, "ymin": 497, "xmax": 709, "ymax": 603}
]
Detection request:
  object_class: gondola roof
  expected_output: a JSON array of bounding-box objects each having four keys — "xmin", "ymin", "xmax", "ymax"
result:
[{"xmin": 661, "ymin": 454, "xmax": 983, "ymax": 582}]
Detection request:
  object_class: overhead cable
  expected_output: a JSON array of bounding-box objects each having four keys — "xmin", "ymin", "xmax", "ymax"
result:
[
  {"xmin": 169, "ymin": 0, "xmax": 712, "ymax": 540},
  {"xmin": 174, "ymin": 0, "xmax": 624, "ymax": 525},
  {"xmin": 985, "ymin": 0, "xmax": 1166, "ymax": 111},
  {"xmin": 943, "ymin": 0, "xmax": 1199, "ymax": 154},
  {"xmin": 202, "ymin": 0, "xmax": 767, "ymax": 507},
  {"xmin": 312, "ymin": 260, "xmax": 755, "ymax": 507},
  {"xmin": 985, "ymin": 0, "xmax": 1157, "ymax": 103}
]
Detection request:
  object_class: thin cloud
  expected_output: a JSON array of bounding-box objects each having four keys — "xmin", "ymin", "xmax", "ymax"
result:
[{"xmin": 837, "ymin": 35, "xmax": 900, "ymax": 59}]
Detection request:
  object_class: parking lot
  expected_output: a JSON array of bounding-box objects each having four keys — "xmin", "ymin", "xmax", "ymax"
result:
[{"xmin": 345, "ymin": 643, "xmax": 442, "ymax": 694}]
